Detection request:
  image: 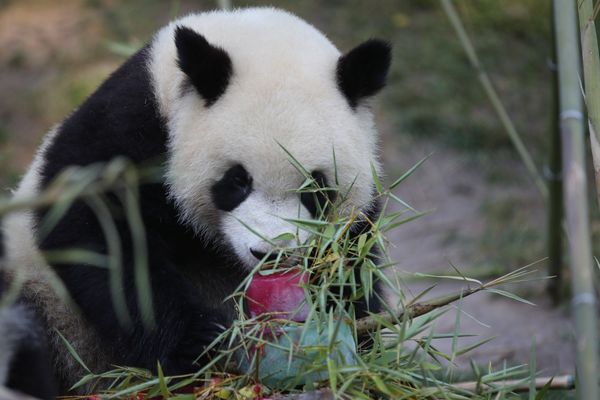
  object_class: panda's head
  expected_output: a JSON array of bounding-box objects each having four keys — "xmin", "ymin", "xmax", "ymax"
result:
[{"xmin": 150, "ymin": 8, "xmax": 391, "ymax": 269}]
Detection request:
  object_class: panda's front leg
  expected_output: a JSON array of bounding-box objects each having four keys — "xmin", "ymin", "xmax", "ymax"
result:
[
  {"xmin": 40, "ymin": 202, "xmax": 231, "ymax": 376},
  {"xmin": 52, "ymin": 245, "xmax": 230, "ymax": 375},
  {"xmin": 134, "ymin": 259, "xmax": 233, "ymax": 375}
]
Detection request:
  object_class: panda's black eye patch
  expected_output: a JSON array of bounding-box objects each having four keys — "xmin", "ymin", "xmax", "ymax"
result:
[
  {"xmin": 211, "ymin": 164, "xmax": 253, "ymax": 211},
  {"xmin": 301, "ymin": 171, "xmax": 336, "ymax": 218}
]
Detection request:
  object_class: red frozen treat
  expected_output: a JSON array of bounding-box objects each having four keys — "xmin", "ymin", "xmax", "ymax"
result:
[{"xmin": 246, "ymin": 269, "xmax": 309, "ymax": 322}]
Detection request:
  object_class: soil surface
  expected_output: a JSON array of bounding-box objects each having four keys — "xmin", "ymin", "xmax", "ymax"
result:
[{"xmin": 379, "ymin": 124, "xmax": 575, "ymax": 376}]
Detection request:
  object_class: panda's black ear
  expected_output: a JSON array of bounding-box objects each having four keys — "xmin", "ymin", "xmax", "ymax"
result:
[
  {"xmin": 175, "ymin": 26, "xmax": 233, "ymax": 107},
  {"xmin": 336, "ymin": 39, "xmax": 392, "ymax": 108}
]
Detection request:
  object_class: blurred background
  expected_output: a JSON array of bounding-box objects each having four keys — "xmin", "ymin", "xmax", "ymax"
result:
[{"xmin": 0, "ymin": 0, "xmax": 575, "ymax": 376}]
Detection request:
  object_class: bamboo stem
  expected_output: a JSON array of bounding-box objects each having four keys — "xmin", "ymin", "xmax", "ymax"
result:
[
  {"xmin": 217, "ymin": 0, "xmax": 232, "ymax": 11},
  {"xmin": 577, "ymin": 0, "xmax": 600, "ymax": 323},
  {"xmin": 355, "ymin": 286, "xmax": 479, "ymax": 335},
  {"xmin": 448, "ymin": 375, "xmax": 575, "ymax": 393},
  {"xmin": 440, "ymin": 0, "xmax": 547, "ymax": 199},
  {"xmin": 547, "ymin": 2, "xmax": 565, "ymax": 304},
  {"xmin": 271, "ymin": 376, "xmax": 575, "ymax": 399},
  {"xmin": 554, "ymin": 1, "xmax": 599, "ymax": 399},
  {"xmin": 578, "ymin": 0, "xmax": 600, "ymax": 207},
  {"xmin": 0, "ymin": 160, "xmax": 159, "ymax": 218},
  {"xmin": 356, "ymin": 261, "xmax": 540, "ymax": 335}
]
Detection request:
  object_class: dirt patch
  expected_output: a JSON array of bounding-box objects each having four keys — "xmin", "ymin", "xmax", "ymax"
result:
[
  {"xmin": 379, "ymin": 122, "xmax": 575, "ymax": 375},
  {"xmin": 0, "ymin": 0, "xmax": 101, "ymax": 68},
  {"xmin": 0, "ymin": 0, "xmax": 107, "ymax": 177}
]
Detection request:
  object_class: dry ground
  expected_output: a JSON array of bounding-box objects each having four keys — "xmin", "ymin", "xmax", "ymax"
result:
[{"xmin": 379, "ymin": 125, "xmax": 575, "ymax": 375}]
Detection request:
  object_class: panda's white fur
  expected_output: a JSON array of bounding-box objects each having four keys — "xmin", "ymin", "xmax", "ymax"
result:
[{"xmin": 1, "ymin": 7, "xmax": 390, "ymax": 393}]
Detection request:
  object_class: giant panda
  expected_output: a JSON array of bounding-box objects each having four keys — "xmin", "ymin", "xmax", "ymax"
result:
[{"xmin": 1, "ymin": 7, "xmax": 391, "ymax": 394}]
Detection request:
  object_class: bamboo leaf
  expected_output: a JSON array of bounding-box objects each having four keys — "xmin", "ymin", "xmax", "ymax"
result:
[
  {"xmin": 55, "ymin": 329, "xmax": 91, "ymax": 374},
  {"xmin": 455, "ymin": 337, "xmax": 496, "ymax": 357},
  {"xmin": 388, "ymin": 154, "xmax": 431, "ymax": 190},
  {"xmin": 157, "ymin": 362, "xmax": 170, "ymax": 398},
  {"xmin": 486, "ymin": 288, "xmax": 536, "ymax": 306},
  {"xmin": 370, "ymin": 162, "xmax": 383, "ymax": 194}
]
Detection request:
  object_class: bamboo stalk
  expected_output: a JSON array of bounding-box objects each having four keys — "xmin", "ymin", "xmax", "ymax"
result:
[
  {"xmin": 271, "ymin": 376, "xmax": 574, "ymax": 399},
  {"xmin": 217, "ymin": 0, "xmax": 232, "ymax": 11},
  {"xmin": 547, "ymin": 3, "xmax": 565, "ymax": 304},
  {"xmin": 440, "ymin": 0, "xmax": 547, "ymax": 199},
  {"xmin": 554, "ymin": 1, "xmax": 599, "ymax": 399},
  {"xmin": 355, "ymin": 261, "xmax": 538, "ymax": 335},
  {"xmin": 355, "ymin": 286, "xmax": 479, "ymax": 335},
  {"xmin": 577, "ymin": 0, "xmax": 600, "ymax": 207},
  {"xmin": 448, "ymin": 375, "xmax": 575, "ymax": 393},
  {"xmin": 270, "ymin": 389, "xmax": 333, "ymax": 400},
  {"xmin": 0, "ymin": 160, "xmax": 160, "ymax": 218}
]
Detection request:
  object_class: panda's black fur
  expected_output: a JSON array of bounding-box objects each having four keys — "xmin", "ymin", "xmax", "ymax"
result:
[
  {"xmin": 2, "ymin": 8, "xmax": 391, "ymax": 394},
  {"xmin": 35, "ymin": 47, "xmax": 246, "ymax": 383},
  {"xmin": 0, "ymin": 268, "xmax": 56, "ymax": 398}
]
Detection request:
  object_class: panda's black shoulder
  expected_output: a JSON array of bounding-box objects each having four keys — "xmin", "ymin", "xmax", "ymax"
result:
[{"xmin": 39, "ymin": 44, "xmax": 169, "ymax": 188}]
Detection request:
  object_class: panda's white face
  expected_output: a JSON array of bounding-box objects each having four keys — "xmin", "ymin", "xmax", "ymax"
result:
[
  {"xmin": 149, "ymin": 8, "xmax": 390, "ymax": 270},
  {"xmin": 167, "ymin": 85, "xmax": 377, "ymax": 269}
]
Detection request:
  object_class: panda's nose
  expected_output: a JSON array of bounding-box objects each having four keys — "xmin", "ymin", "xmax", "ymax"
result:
[{"xmin": 250, "ymin": 248, "xmax": 278, "ymax": 263}]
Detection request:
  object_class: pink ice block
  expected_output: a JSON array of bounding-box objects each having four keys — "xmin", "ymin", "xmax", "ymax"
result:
[{"xmin": 246, "ymin": 269, "xmax": 309, "ymax": 322}]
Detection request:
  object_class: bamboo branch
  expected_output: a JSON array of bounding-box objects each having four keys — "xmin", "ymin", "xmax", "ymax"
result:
[
  {"xmin": 356, "ymin": 286, "xmax": 479, "ymax": 335},
  {"xmin": 270, "ymin": 376, "xmax": 575, "ymax": 399},
  {"xmin": 547, "ymin": 0, "xmax": 565, "ymax": 304},
  {"xmin": 217, "ymin": 0, "xmax": 232, "ymax": 11},
  {"xmin": 440, "ymin": 0, "xmax": 547, "ymax": 199},
  {"xmin": 355, "ymin": 262, "xmax": 539, "ymax": 335},
  {"xmin": 447, "ymin": 375, "xmax": 575, "ymax": 393},
  {"xmin": 0, "ymin": 159, "xmax": 160, "ymax": 218},
  {"xmin": 577, "ymin": 0, "xmax": 600, "ymax": 207},
  {"xmin": 554, "ymin": 1, "xmax": 599, "ymax": 399}
]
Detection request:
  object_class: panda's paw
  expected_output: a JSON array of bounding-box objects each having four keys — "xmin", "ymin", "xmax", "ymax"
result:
[{"xmin": 162, "ymin": 316, "xmax": 228, "ymax": 374}]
